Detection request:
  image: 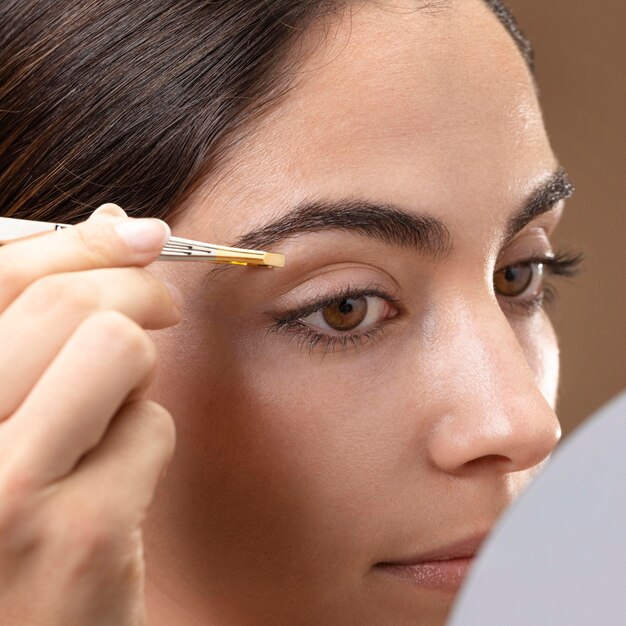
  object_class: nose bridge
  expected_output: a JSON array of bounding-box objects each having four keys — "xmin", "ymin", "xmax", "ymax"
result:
[{"xmin": 426, "ymin": 296, "xmax": 561, "ymax": 475}]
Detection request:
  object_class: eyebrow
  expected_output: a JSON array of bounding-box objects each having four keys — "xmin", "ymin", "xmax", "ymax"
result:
[
  {"xmin": 501, "ymin": 168, "xmax": 573, "ymax": 244},
  {"xmin": 205, "ymin": 167, "xmax": 573, "ymax": 277}
]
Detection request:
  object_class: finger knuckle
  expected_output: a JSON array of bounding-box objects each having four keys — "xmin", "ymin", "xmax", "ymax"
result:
[
  {"xmin": 0, "ymin": 469, "xmax": 38, "ymax": 552},
  {"xmin": 72, "ymin": 221, "xmax": 121, "ymax": 264},
  {"xmin": 0, "ymin": 494, "xmax": 23, "ymax": 539},
  {"xmin": 80, "ymin": 311, "xmax": 157, "ymax": 371},
  {"xmin": 135, "ymin": 400, "xmax": 175, "ymax": 443},
  {"xmin": 50, "ymin": 503, "xmax": 122, "ymax": 561},
  {"xmin": 23, "ymin": 274, "xmax": 95, "ymax": 316},
  {"xmin": 129, "ymin": 266, "xmax": 163, "ymax": 298},
  {"xmin": 0, "ymin": 260, "xmax": 24, "ymax": 303},
  {"xmin": 123, "ymin": 267, "xmax": 174, "ymax": 310},
  {"xmin": 127, "ymin": 400, "xmax": 177, "ymax": 461},
  {"xmin": 48, "ymin": 504, "xmax": 144, "ymax": 586},
  {"xmin": 0, "ymin": 467, "xmax": 35, "ymax": 501}
]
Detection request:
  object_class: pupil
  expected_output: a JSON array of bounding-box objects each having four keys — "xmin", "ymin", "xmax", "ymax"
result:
[
  {"xmin": 505, "ymin": 267, "xmax": 518, "ymax": 282},
  {"xmin": 322, "ymin": 296, "xmax": 368, "ymax": 331},
  {"xmin": 339, "ymin": 300, "xmax": 353, "ymax": 314},
  {"xmin": 494, "ymin": 263, "xmax": 535, "ymax": 298}
]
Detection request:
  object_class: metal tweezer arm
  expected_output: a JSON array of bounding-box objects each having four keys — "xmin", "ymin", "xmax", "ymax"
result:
[{"xmin": 0, "ymin": 217, "xmax": 285, "ymax": 268}]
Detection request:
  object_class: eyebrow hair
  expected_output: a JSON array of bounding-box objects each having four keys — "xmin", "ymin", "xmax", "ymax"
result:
[
  {"xmin": 204, "ymin": 167, "xmax": 573, "ymax": 278},
  {"xmin": 502, "ymin": 167, "xmax": 573, "ymax": 244}
]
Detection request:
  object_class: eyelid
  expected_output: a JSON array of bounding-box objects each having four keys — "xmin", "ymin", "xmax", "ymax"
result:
[
  {"xmin": 501, "ymin": 199, "xmax": 566, "ymax": 250},
  {"xmin": 498, "ymin": 221, "xmax": 559, "ymax": 263},
  {"xmin": 270, "ymin": 280, "xmax": 403, "ymax": 324},
  {"xmin": 495, "ymin": 251, "xmax": 554, "ymax": 273}
]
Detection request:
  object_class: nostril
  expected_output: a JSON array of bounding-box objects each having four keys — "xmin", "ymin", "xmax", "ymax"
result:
[{"xmin": 465, "ymin": 454, "xmax": 513, "ymax": 472}]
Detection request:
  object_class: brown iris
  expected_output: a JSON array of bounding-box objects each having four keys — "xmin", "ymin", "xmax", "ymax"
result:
[
  {"xmin": 322, "ymin": 297, "xmax": 368, "ymax": 331},
  {"xmin": 494, "ymin": 263, "xmax": 535, "ymax": 297}
]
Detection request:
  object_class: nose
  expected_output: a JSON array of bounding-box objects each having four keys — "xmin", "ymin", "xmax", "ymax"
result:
[{"xmin": 425, "ymin": 298, "xmax": 562, "ymax": 476}]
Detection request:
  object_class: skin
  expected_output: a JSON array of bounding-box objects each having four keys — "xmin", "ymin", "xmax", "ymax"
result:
[
  {"xmin": 0, "ymin": 1, "xmax": 568, "ymax": 625},
  {"xmin": 140, "ymin": 1, "xmax": 564, "ymax": 624}
]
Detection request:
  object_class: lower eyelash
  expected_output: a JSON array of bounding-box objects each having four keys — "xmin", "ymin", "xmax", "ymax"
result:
[{"xmin": 271, "ymin": 321, "xmax": 390, "ymax": 358}]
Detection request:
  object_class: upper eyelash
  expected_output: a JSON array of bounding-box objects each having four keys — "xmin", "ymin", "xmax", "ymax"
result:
[
  {"xmin": 502, "ymin": 248, "xmax": 585, "ymax": 314},
  {"xmin": 266, "ymin": 248, "xmax": 586, "ymax": 355},
  {"xmin": 271, "ymin": 280, "xmax": 403, "ymax": 327},
  {"xmin": 510, "ymin": 249, "xmax": 585, "ymax": 278}
]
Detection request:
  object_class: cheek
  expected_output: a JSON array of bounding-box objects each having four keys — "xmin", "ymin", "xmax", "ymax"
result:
[
  {"xmin": 197, "ymin": 341, "xmax": 404, "ymax": 500},
  {"xmin": 149, "ymin": 306, "xmax": 408, "ymax": 522},
  {"xmin": 510, "ymin": 311, "xmax": 560, "ymax": 409},
  {"xmin": 146, "ymin": 312, "xmax": 426, "ymax": 597}
]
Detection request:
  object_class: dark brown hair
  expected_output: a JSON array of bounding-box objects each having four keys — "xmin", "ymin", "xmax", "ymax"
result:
[{"xmin": 0, "ymin": 0, "xmax": 532, "ymax": 225}]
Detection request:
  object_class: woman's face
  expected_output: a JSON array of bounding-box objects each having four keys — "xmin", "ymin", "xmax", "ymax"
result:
[{"xmin": 144, "ymin": 1, "xmax": 566, "ymax": 624}]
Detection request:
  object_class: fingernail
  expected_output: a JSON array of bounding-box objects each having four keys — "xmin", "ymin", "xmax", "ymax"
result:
[
  {"xmin": 114, "ymin": 218, "xmax": 170, "ymax": 252},
  {"xmin": 162, "ymin": 279, "xmax": 184, "ymax": 311}
]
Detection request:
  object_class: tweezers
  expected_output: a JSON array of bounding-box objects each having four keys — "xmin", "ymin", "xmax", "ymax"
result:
[{"xmin": 0, "ymin": 216, "xmax": 285, "ymax": 268}]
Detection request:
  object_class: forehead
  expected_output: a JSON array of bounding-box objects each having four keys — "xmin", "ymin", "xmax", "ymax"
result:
[{"xmin": 180, "ymin": 0, "xmax": 555, "ymax": 245}]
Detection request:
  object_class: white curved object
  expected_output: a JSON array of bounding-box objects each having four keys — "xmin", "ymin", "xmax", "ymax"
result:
[{"xmin": 448, "ymin": 389, "xmax": 626, "ymax": 626}]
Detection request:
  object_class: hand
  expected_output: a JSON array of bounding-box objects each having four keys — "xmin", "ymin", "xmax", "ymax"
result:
[{"xmin": 0, "ymin": 204, "xmax": 182, "ymax": 626}]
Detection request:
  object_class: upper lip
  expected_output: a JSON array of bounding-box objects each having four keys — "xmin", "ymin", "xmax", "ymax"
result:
[{"xmin": 378, "ymin": 530, "xmax": 489, "ymax": 565}]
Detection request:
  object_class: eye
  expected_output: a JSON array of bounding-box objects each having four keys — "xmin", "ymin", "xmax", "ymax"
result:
[
  {"xmin": 299, "ymin": 294, "xmax": 395, "ymax": 333},
  {"xmin": 492, "ymin": 250, "xmax": 585, "ymax": 316},
  {"xmin": 494, "ymin": 261, "xmax": 544, "ymax": 298},
  {"xmin": 266, "ymin": 283, "xmax": 403, "ymax": 356}
]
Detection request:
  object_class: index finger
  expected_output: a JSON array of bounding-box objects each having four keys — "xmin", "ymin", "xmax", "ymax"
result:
[{"xmin": 0, "ymin": 204, "xmax": 171, "ymax": 313}]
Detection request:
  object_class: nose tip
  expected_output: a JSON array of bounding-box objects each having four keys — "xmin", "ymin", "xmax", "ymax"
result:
[{"xmin": 427, "ymin": 396, "xmax": 561, "ymax": 476}]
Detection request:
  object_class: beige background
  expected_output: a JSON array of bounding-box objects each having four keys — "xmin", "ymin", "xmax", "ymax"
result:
[{"xmin": 505, "ymin": 0, "xmax": 625, "ymax": 436}]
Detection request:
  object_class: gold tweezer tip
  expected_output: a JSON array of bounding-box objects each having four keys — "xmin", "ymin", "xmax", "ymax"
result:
[{"xmin": 262, "ymin": 252, "xmax": 285, "ymax": 268}]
